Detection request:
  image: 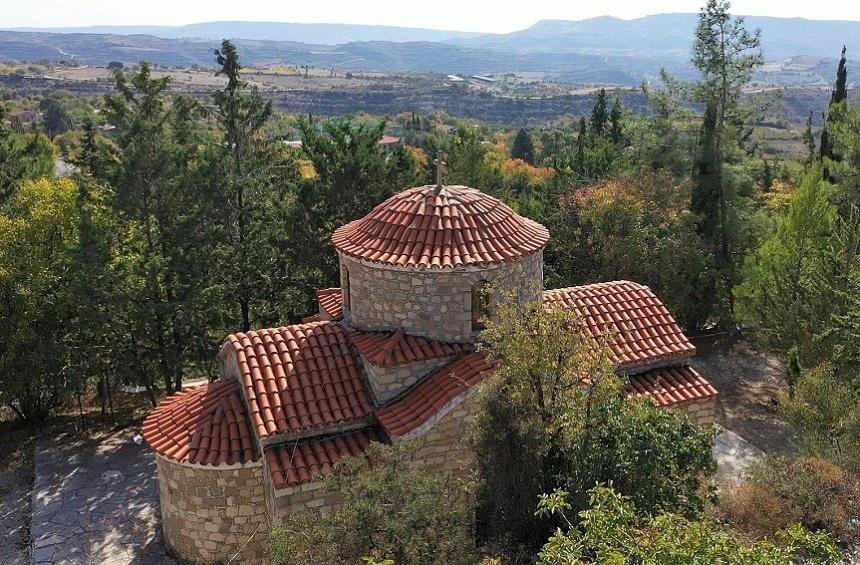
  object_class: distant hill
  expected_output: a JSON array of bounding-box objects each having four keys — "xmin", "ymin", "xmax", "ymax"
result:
[
  {"xmin": 8, "ymin": 21, "xmax": 480, "ymax": 45},
  {"xmin": 1, "ymin": 14, "xmax": 857, "ymax": 86},
  {"xmin": 454, "ymin": 14, "xmax": 859, "ymax": 60}
]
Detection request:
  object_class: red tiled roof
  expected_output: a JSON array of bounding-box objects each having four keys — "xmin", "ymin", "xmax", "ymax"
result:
[
  {"xmin": 377, "ymin": 351, "xmax": 497, "ymax": 437},
  {"xmin": 625, "ymin": 365, "xmax": 718, "ymax": 407},
  {"xmin": 223, "ymin": 322, "xmax": 373, "ymax": 438},
  {"xmin": 315, "ymin": 287, "xmax": 343, "ymax": 320},
  {"xmin": 542, "ymin": 281, "xmax": 695, "ymax": 370},
  {"xmin": 349, "ymin": 328, "xmax": 469, "ymax": 367},
  {"xmin": 142, "ymin": 380, "xmax": 257, "ymax": 466},
  {"xmin": 265, "ymin": 428, "xmax": 380, "ymax": 489},
  {"xmin": 331, "ymin": 184, "xmax": 550, "ymax": 269}
]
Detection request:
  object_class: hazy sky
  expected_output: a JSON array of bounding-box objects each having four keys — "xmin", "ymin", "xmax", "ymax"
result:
[{"xmin": 4, "ymin": 0, "xmax": 860, "ymax": 31}]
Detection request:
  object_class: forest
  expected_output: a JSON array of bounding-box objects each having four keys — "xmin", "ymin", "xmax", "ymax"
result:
[{"xmin": 1, "ymin": 0, "xmax": 859, "ymax": 563}]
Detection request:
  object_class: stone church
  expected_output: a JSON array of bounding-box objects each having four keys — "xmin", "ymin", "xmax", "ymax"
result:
[{"xmin": 143, "ymin": 181, "xmax": 718, "ymax": 562}]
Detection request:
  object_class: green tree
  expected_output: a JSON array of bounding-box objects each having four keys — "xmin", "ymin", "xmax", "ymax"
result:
[
  {"xmin": 609, "ymin": 96, "xmax": 625, "ymax": 146},
  {"xmin": 102, "ymin": 62, "xmax": 200, "ymax": 396},
  {"xmin": 589, "ymin": 88, "xmax": 608, "ymax": 137},
  {"xmin": 536, "ymin": 485, "xmax": 841, "ymax": 564},
  {"xmin": 208, "ymin": 40, "xmax": 302, "ymax": 332},
  {"xmin": 0, "ymin": 106, "xmax": 54, "ymax": 203},
  {"xmin": 511, "ymin": 128, "xmax": 535, "ymax": 165},
  {"xmin": 267, "ymin": 442, "xmax": 475, "ymax": 565},
  {"xmin": 803, "ymin": 111, "xmax": 816, "ymax": 164},
  {"xmin": 736, "ymin": 168, "xmax": 836, "ymax": 360},
  {"xmin": 691, "ymin": 0, "xmax": 763, "ymax": 316},
  {"xmin": 0, "ymin": 178, "xmax": 107, "ymax": 421},
  {"xmin": 819, "ymin": 46, "xmax": 847, "ymax": 170},
  {"xmin": 294, "ymin": 118, "xmax": 419, "ymax": 291},
  {"xmin": 39, "ymin": 97, "xmax": 73, "ymax": 138},
  {"xmin": 474, "ymin": 298, "xmax": 715, "ymax": 551}
]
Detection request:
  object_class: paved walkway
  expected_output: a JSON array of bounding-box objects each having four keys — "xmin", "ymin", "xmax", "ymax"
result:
[
  {"xmin": 713, "ymin": 426, "xmax": 764, "ymax": 485},
  {"xmin": 30, "ymin": 429, "xmax": 174, "ymax": 565}
]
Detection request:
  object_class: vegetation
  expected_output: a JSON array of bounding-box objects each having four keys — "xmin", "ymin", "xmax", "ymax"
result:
[
  {"xmin": 267, "ymin": 442, "xmax": 476, "ymax": 565},
  {"xmin": 2, "ymin": 1, "xmax": 860, "ymax": 560},
  {"xmin": 537, "ymin": 485, "xmax": 842, "ymax": 564},
  {"xmin": 473, "ymin": 299, "xmax": 715, "ymax": 554}
]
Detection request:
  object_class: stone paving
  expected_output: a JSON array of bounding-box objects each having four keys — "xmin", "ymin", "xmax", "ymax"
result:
[
  {"xmin": 30, "ymin": 428, "xmax": 175, "ymax": 565},
  {"xmin": 713, "ymin": 426, "xmax": 764, "ymax": 485}
]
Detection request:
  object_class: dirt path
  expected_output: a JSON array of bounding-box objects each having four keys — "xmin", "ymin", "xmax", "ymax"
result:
[{"xmin": 690, "ymin": 334, "xmax": 796, "ymax": 454}]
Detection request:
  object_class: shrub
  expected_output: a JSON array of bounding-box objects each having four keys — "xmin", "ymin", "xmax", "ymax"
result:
[
  {"xmin": 538, "ymin": 485, "xmax": 842, "ymax": 564},
  {"xmin": 719, "ymin": 456, "xmax": 860, "ymax": 543},
  {"xmin": 267, "ymin": 441, "xmax": 476, "ymax": 565}
]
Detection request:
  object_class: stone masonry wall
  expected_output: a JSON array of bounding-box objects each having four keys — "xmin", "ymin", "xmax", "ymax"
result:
[
  {"xmin": 672, "ymin": 396, "xmax": 717, "ymax": 427},
  {"xmin": 407, "ymin": 391, "xmax": 480, "ymax": 472},
  {"xmin": 359, "ymin": 354, "xmax": 457, "ymax": 404},
  {"xmin": 156, "ymin": 455, "xmax": 268, "ymax": 564},
  {"xmin": 341, "ymin": 251, "xmax": 543, "ymax": 343}
]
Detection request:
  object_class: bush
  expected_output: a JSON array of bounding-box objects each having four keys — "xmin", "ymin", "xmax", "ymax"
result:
[
  {"xmin": 267, "ymin": 441, "xmax": 476, "ymax": 565},
  {"xmin": 719, "ymin": 456, "xmax": 860, "ymax": 543},
  {"xmin": 538, "ymin": 485, "xmax": 842, "ymax": 564}
]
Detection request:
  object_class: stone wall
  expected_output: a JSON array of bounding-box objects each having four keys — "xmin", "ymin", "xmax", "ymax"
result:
[
  {"xmin": 359, "ymin": 354, "xmax": 457, "ymax": 404},
  {"xmin": 156, "ymin": 455, "xmax": 268, "ymax": 564},
  {"xmin": 672, "ymin": 396, "xmax": 717, "ymax": 427},
  {"xmin": 341, "ymin": 251, "xmax": 543, "ymax": 343},
  {"xmin": 405, "ymin": 391, "xmax": 480, "ymax": 472}
]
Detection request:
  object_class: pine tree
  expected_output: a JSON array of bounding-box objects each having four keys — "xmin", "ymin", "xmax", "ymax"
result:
[
  {"xmin": 510, "ymin": 128, "xmax": 535, "ymax": 165},
  {"xmin": 590, "ymin": 88, "xmax": 608, "ymax": 137},
  {"xmin": 820, "ymin": 46, "xmax": 848, "ymax": 168},
  {"xmin": 609, "ymin": 96, "xmax": 624, "ymax": 146}
]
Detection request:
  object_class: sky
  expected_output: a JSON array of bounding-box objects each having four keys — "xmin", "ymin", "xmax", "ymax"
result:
[{"xmin": 3, "ymin": 0, "xmax": 860, "ymax": 31}]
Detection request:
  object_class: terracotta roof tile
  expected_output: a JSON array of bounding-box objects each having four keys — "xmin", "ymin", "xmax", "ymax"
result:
[
  {"xmin": 142, "ymin": 380, "xmax": 257, "ymax": 466},
  {"xmin": 376, "ymin": 351, "xmax": 497, "ymax": 437},
  {"xmin": 265, "ymin": 428, "xmax": 380, "ymax": 488},
  {"xmin": 625, "ymin": 365, "xmax": 718, "ymax": 407},
  {"xmin": 223, "ymin": 321, "xmax": 373, "ymax": 439},
  {"xmin": 349, "ymin": 328, "xmax": 470, "ymax": 367},
  {"xmin": 331, "ymin": 185, "xmax": 550, "ymax": 269},
  {"xmin": 543, "ymin": 281, "xmax": 695, "ymax": 370},
  {"xmin": 315, "ymin": 287, "xmax": 343, "ymax": 321}
]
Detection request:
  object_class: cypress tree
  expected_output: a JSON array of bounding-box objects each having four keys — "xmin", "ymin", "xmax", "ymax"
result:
[
  {"xmin": 609, "ymin": 96, "xmax": 624, "ymax": 146},
  {"xmin": 802, "ymin": 111, "xmax": 816, "ymax": 164},
  {"xmin": 590, "ymin": 88, "xmax": 608, "ymax": 137},
  {"xmin": 819, "ymin": 46, "xmax": 848, "ymax": 167},
  {"xmin": 576, "ymin": 116, "xmax": 587, "ymax": 172}
]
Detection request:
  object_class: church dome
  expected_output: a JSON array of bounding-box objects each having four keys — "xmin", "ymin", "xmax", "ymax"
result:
[{"xmin": 331, "ymin": 184, "xmax": 550, "ymax": 269}]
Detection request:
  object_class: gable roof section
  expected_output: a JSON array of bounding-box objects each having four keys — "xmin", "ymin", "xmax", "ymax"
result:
[
  {"xmin": 142, "ymin": 379, "xmax": 258, "ymax": 466},
  {"xmin": 331, "ymin": 184, "xmax": 550, "ymax": 269},
  {"xmin": 542, "ymin": 281, "xmax": 695, "ymax": 372},
  {"xmin": 264, "ymin": 428, "xmax": 380, "ymax": 489},
  {"xmin": 377, "ymin": 351, "xmax": 497, "ymax": 438},
  {"xmin": 625, "ymin": 365, "xmax": 718, "ymax": 407},
  {"xmin": 315, "ymin": 287, "xmax": 343, "ymax": 321},
  {"xmin": 223, "ymin": 322, "xmax": 373, "ymax": 439},
  {"xmin": 349, "ymin": 327, "xmax": 469, "ymax": 367}
]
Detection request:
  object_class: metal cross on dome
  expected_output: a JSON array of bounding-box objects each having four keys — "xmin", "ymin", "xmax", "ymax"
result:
[{"xmin": 433, "ymin": 152, "xmax": 447, "ymax": 193}]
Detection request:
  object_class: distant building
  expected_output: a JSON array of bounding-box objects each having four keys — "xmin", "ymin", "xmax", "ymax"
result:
[
  {"xmin": 435, "ymin": 123, "xmax": 458, "ymax": 136},
  {"xmin": 446, "ymin": 74, "xmax": 465, "ymax": 82},
  {"xmin": 282, "ymin": 136, "xmax": 400, "ymax": 152},
  {"xmin": 470, "ymin": 75, "xmax": 496, "ymax": 83},
  {"xmin": 7, "ymin": 109, "xmax": 41, "ymax": 130}
]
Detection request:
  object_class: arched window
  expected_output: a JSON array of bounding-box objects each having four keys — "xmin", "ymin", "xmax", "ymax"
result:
[{"xmin": 471, "ymin": 280, "xmax": 490, "ymax": 331}]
